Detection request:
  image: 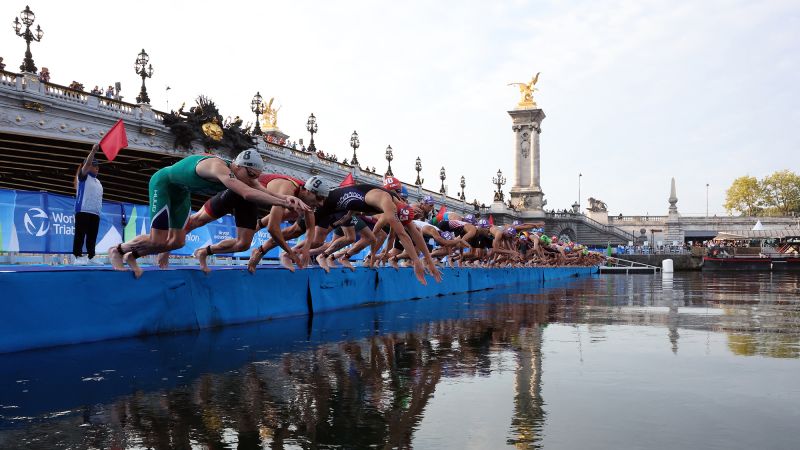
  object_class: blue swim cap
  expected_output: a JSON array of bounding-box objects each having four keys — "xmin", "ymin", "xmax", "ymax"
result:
[
  {"xmin": 400, "ymin": 185, "xmax": 409, "ymax": 199},
  {"xmin": 422, "ymin": 195, "xmax": 434, "ymax": 205}
]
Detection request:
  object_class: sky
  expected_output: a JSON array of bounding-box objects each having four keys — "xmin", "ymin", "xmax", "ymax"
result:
[{"xmin": 1, "ymin": 0, "xmax": 798, "ymax": 216}]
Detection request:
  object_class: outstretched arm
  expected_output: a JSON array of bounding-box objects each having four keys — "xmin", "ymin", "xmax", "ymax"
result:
[{"xmin": 80, "ymin": 144, "xmax": 100, "ymax": 177}]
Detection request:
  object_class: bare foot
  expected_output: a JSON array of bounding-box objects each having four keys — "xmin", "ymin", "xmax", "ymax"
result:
[
  {"xmin": 338, "ymin": 256, "xmax": 355, "ymax": 271},
  {"xmin": 109, "ymin": 246, "xmax": 127, "ymax": 271},
  {"xmin": 316, "ymin": 254, "xmax": 331, "ymax": 273},
  {"xmin": 247, "ymin": 246, "xmax": 265, "ymax": 274},
  {"xmin": 279, "ymin": 252, "xmax": 296, "ymax": 272},
  {"xmin": 193, "ymin": 247, "xmax": 212, "ymax": 274},
  {"xmin": 326, "ymin": 254, "xmax": 340, "ymax": 268},
  {"xmin": 124, "ymin": 252, "xmax": 143, "ymax": 279},
  {"xmin": 156, "ymin": 252, "xmax": 170, "ymax": 269}
]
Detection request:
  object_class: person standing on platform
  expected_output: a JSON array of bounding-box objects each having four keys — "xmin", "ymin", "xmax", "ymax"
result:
[{"xmin": 72, "ymin": 143, "xmax": 104, "ymax": 265}]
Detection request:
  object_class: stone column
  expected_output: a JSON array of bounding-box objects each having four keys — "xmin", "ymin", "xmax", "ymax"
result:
[
  {"xmin": 664, "ymin": 177, "xmax": 685, "ymax": 245},
  {"xmin": 508, "ymin": 108, "xmax": 546, "ymax": 218}
]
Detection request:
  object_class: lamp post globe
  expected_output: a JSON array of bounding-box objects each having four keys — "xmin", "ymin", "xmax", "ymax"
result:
[
  {"xmin": 350, "ymin": 130, "xmax": 360, "ymax": 166},
  {"xmin": 250, "ymin": 92, "xmax": 264, "ymax": 136},
  {"xmin": 13, "ymin": 5, "xmax": 44, "ymax": 73},
  {"xmin": 134, "ymin": 49, "xmax": 154, "ymax": 104},
  {"xmin": 384, "ymin": 145, "xmax": 394, "ymax": 176},
  {"xmin": 306, "ymin": 113, "xmax": 318, "ymax": 152}
]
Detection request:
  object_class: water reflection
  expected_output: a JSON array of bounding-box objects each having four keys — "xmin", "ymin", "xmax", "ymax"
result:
[{"xmin": 1, "ymin": 272, "xmax": 799, "ymax": 449}]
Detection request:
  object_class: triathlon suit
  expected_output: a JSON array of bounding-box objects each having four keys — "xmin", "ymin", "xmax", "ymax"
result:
[
  {"xmin": 437, "ymin": 220, "xmax": 468, "ymax": 238},
  {"xmin": 316, "ymin": 184, "xmax": 400, "ymax": 229},
  {"xmin": 467, "ymin": 228, "xmax": 493, "ymax": 249},
  {"xmin": 334, "ymin": 214, "xmax": 370, "ymax": 236},
  {"xmin": 203, "ymin": 174, "xmax": 304, "ymax": 229},
  {"xmin": 413, "ymin": 220, "xmax": 436, "ymax": 251},
  {"xmin": 149, "ymin": 155, "xmax": 227, "ymax": 230}
]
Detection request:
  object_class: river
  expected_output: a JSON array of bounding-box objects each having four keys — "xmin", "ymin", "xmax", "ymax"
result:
[{"xmin": 1, "ymin": 272, "xmax": 799, "ymax": 449}]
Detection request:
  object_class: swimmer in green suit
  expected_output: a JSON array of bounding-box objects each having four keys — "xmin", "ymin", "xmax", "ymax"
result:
[{"xmin": 109, "ymin": 150, "xmax": 310, "ymax": 278}]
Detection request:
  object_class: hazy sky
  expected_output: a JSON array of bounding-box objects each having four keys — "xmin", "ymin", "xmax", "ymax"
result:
[{"xmin": 1, "ymin": 0, "xmax": 797, "ymax": 215}]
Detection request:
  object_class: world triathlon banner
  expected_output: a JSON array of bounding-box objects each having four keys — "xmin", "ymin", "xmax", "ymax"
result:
[{"xmin": 0, "ymin": 188, "xmax": 308, "ymax": 259}]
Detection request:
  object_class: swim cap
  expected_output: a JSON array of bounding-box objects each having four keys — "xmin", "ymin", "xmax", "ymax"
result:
[
  {"xmin": 396, "ymin": 203, "xmax": 413, "ymax": 225},
  {"xmin": 304, "ymin": 176, "xmax": 332, "ymax": 197},
  {"xmin": 422, "ymin": 195, "xmax": 435, "ymax": 205},
  {"xmin": 462, "ymin": 214, "xmax": 476, "ymax": 224},
  {"xmin": 477, "ymin": 218, "xmax": 490, "ymax": 228},
  {"xmin": 234, "ymin": 150, "xmax": 266, "ymax": 172},
  {"xmin": 383, "ymin": 176, "xmax": 401, "ymax": 191},
  {"xmin": 504, "ymin": 226, "xmax": 517, "ymax": 236},
  {"xmin": 400, "ymin": 185, "xmax": 409, "ymax": 199},
  {"xmin": 512, "ymin": 220, "xmax": 522, "ymax": 226},
  {"xmin": 441, "ymin": 231, "xmax": 455, "ymax": 240},
  {"xmin": 540, "ymin": 235, "xmax": 552, "ymax": 245},
  {"xmin": 519, "ymin": 234, "xmax": 528, "ymax": 241}
]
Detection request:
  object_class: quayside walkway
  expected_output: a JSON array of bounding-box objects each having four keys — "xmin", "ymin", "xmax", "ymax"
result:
[{"xmin": 0, "ymin": 265, "xmax": 596, "ymax": 353}]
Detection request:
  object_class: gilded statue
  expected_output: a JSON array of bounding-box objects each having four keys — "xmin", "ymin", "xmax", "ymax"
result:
[
  {"xmin": 508, "ymin": 72, "xmax": 540, "ymax": 108},
  {"xmin": 262, "ymin": 97, "xmax": 281, "ymax": 129}
]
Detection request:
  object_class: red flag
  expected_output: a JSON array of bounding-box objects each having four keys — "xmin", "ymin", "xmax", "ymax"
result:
[
  {"xmin": 488, "ymin": 215, "xmax": 495, "ymax": 226},
  {"xmin": 99, "ymin": 119, "xmax": 128, "ymax": 161},
  {"xmin": 340, "ymin": 173, "xmax": 355, "ymax": 187},
  {"xmin": 435, "ymin": 206, "xmax": 447, "ymax": 223}
]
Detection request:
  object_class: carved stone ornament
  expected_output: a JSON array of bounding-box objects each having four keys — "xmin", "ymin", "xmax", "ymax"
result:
[{"xmin": 520, "ymin": 131, "xmax": 530, "ymax": 158}]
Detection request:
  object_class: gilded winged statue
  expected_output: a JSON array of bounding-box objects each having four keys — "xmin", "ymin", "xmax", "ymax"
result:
[
  {"xmin": 508, "ymin": 72, "xmax": 540, "ymax": 108},
  {"xmin": 262, "ymin": 97, "xmax": 281, "ymax": 129}
]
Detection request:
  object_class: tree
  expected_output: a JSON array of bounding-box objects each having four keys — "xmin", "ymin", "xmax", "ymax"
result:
[
  {"xmin": 761, "ymin": 170, "xmax": 800, "ymax": 216},
  {"xmin": 724, "ymin": 176, "xmax": 763, "ymax": 216}
]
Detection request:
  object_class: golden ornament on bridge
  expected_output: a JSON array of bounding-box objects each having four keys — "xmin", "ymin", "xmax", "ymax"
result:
[
  {"xmin": 261, "ymin": 97, "xmax": 281, "ymax": 130},
  {"xmin": 508, "ymin": 72, "xmax": 540, "ymax": 109},
  {"xmin": 201, "ymin": 117, "xmax": 223, "ymax": 141}
]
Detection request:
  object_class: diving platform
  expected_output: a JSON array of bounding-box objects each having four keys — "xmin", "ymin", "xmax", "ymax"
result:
[{"xmin": 0, "ymin": 265, "xmax": 597, "ymax": 354}]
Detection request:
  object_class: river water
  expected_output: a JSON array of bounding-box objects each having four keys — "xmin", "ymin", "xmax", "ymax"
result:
[{"xmin": 1, "ymin": 272, "xmax": 799, "ymax": 449}]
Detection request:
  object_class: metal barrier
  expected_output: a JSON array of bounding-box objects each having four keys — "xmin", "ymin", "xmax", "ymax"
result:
[{"xmin": 600, "ymin": 256, "xmax": 661, "ymax": 274}]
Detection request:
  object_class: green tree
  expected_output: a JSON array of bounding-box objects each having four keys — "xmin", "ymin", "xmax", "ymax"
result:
[
  {"xmin": 724, "ymin": 175, "xmax": 763, "ymax": 216},
  {"xmin": 761, "ymin": 170, "xmax": 800, "ymax": 215}
]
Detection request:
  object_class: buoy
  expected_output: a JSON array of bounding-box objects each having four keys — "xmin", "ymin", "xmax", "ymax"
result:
[{"xmin": 662, "ymin": 258, "xmax": 674, "ymax": 273}]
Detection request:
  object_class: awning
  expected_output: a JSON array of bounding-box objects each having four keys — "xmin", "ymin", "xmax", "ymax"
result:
[{"xmin": 712, "ymin": 227, "xmax": 800, "ymax": 240}]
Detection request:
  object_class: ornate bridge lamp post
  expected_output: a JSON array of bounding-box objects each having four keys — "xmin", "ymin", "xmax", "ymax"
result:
[
  {"xmin": 12, "ymin": 5, "xmax": 43, "ymax": 73},
  {"xmin": 385, "ymin": 145, "xmax": 394, "ymax": 176},
  {"xmin": 250, "ymin": 92, "xmax": 264, "ymax": 135},
  {"xmin": 459, "ymin": 176, "xmax": 466, "ymax": 200},
  {"xmin": 306, "ymin": 113, "xmax": 318, "ymax": 152},
  {"xmin": 414, "ymin": 157, "xmax": 424, "ymax": 186},
  {"xmin": 439, "ymin": 167, "xmax": 447, "ymax": 194},
  {"xmin": 350, "ymin": 131, "xmax": 360, "ymax": 167},
  {"xmin": 492, "ymin": 168, "xmax": 506, "ymax": 201},
  {"xmin": 134, "ymin": 49, "xmax": 154, "ymax": 104}
]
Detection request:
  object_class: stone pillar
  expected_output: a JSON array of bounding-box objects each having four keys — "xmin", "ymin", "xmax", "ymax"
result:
[
  {"xmin": 664, "ymin": 177, "xmax": 685, "ymax": 245},
  {"xmin": 509, "ymin": 108, "xmax": 546, "ymax": 218}
]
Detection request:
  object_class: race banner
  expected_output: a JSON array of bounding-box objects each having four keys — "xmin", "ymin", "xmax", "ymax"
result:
[{"xmin": 0, "ymin": 188, "xmax": 374, "ymax": 260}]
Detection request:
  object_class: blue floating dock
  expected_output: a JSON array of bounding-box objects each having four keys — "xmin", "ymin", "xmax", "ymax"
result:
[{"xmin": 0, "ymin": 265, "xmax": 596, "ymax": 354}]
